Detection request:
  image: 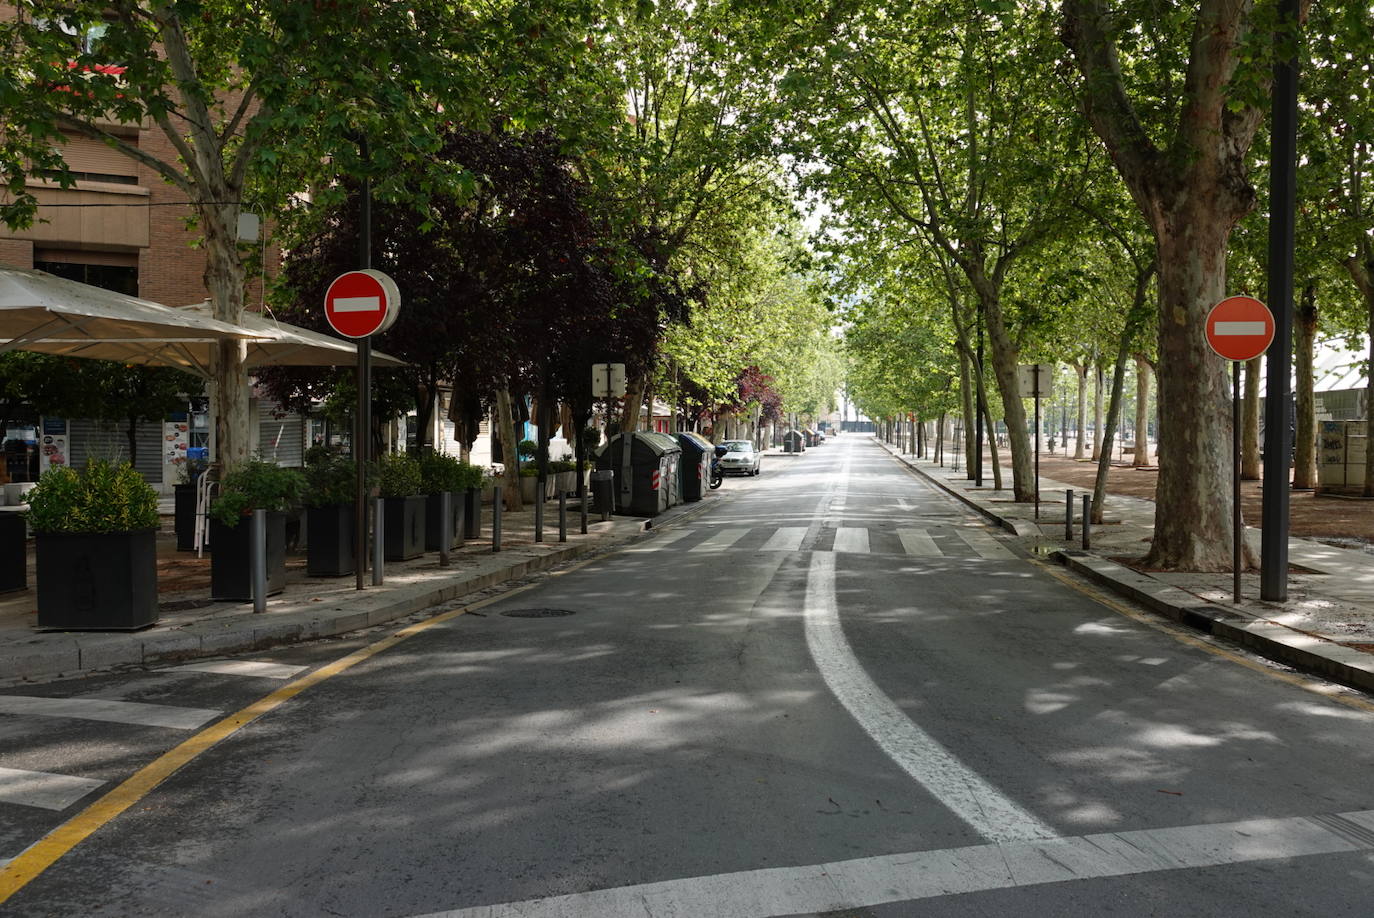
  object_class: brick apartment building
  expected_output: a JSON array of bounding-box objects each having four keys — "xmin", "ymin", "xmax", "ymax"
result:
[{"xmin": 0, "ymin": 116, "xmax": 302, "ymax": 492}]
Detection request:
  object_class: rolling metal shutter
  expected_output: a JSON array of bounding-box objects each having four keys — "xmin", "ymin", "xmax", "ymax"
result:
[{"xmin": 68, "ymin": 418, "xmax": 164, "ymax": 484}]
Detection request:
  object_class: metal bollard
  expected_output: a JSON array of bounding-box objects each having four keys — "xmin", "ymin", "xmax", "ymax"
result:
[
  {"xmin": 251, "ymin": 509, "xmax": 267, "ymax": 614},
  {"xmin": 559, "ymin": 490, "xmax": 568, "ymax": 542},
  {"xmin": 373, "ymin": 497, "xmax": 385, "ymax": 585},
  {"xmin": 1065, "ymin": 489, "xmax": 1074, "ymax": 541},
  {"xmin": 439, "ymin": 491, "xmax": 452, "ymax": 567},
  {"xmin": 1081, "ymin": 495, "xmax": 1092, "ymax": 551},
  {"xmin": 580, "ymin": 485, "xmax": 588, "ymax": 534},
  {"xmin": 492, "ymin": 486, "xmax": 502, "ymax": 553},
  {"xmin": 535, "ymin": 484, "xmax": 544, "ymax": 543}
]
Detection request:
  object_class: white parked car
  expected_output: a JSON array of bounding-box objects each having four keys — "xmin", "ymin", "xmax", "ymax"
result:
[{"xmin": 716, "ymin": 440, "xmax": 761, "ymax": 476}]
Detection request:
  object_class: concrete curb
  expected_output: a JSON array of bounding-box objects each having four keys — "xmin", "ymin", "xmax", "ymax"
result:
[{"xmin": 879, "ymin": 439, "xmax": 1374, "ymax": 696}]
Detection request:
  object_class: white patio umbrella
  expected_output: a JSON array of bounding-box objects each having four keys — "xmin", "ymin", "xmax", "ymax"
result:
[{"xmin": 0, "ymin": 266, "xmax": 258, "ymax": 366}]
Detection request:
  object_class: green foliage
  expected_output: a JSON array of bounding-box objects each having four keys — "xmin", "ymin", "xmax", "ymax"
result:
[
  {"xmin": 302, "ymin": 447, "xmax": 357, "ymax": 509},
  {"xmin": 580, "ymin": 428, "xmax": 602, "ymax": 454},
  {"xmin": 25, "ymin": 460, "xmax": 159, "ymax": 534},
  {"xmin": 417, "ymin": 451, "xmax": 484, "ymax": 494},
  {"xmin": 517, "ymin": 439, "xmax": 540, "ymax": 461},
  {"xmin": 371, "ymin": 452, "xmax": 423, "ymax": 498},
  {"xmin": 210, "ymin": 460, "xmax": 306, "ymax": 528},
  {"xmin": 548, "ymin": 459, "xmax": 579, "ymax": 473}
]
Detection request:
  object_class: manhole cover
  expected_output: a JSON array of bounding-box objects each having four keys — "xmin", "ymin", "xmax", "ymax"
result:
[{"xmin": 500, "ymin": 608, "xmax": 577, "ymax": 619}]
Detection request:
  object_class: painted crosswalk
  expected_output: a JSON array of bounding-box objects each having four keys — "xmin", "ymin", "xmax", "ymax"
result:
[
  {"xmin": 635, "ymin": 525, "xmax": 1019, "ymax": 559},
  {"xmin": 0, "ymin": 658, "xmax": 309, "ymax": 817}
]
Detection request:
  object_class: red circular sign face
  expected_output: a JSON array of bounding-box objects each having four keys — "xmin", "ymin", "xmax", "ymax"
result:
[
  {"xmin": 324, "ymin": 269, "xmax": 400, "ymax": 338},
  {"xmin": 1205, "ymin": 295, "xmax": 1275, "ymax": 361}
]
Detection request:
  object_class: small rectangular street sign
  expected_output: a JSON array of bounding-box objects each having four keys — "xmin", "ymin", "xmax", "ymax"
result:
[{"xmin": 1017, "ymin": 363, "xmax": 1053, "ymax": 399}]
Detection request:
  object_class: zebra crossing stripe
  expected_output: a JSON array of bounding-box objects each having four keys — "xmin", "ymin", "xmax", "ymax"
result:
[
  {"xmin": 0, "ymin": 695, "xmax": 220, "ymax": 730},
  {"xmin": 688, "ymin": 529, "xmax": 749, "ymax": 553},
  {"xmin": 832, "ymin": 527, "xmax": 870, "ymax": 554},
  {"xmin": 956, "ymin": 529, "xmax": 1016, "ymax": 559},
  {"xmin": 760, "ymin": 527, "xmax": 807, "ymax": 552},
  {"xmin": 897, "ymin": 529, "xmax": 940, "ymax": 557},
  {"xmin": 165, "ymin": 661, "xmax": 307, "ymax": 680},
  {"xmin": 623, "ymin": 529, "xmax": 692, "ymax": 553},
  {"xmin": 0, "ymin": 766, "xmax": 104, "ymax": 811}
]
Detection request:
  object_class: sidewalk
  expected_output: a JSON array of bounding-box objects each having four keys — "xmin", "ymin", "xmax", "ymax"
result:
[
  {"xmin": 0, "ymin": 492, "xmax": 722, "ymax": 685},
  {"xmin": 877, "ymin": 439, "xmax": 1374, "ymax": 695}
]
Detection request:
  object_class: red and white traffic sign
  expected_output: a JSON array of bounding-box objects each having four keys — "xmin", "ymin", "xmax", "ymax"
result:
[
  {"xmin": 1205, "ymin": 295, "xmax": 1274, "ymax": 361},
  {"xmin": 324, "ymin": 269, "xmax": 401, "ymax": 339}
]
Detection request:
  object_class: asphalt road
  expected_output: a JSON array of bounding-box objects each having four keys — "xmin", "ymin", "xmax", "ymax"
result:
[{"xmin": 3, "ymin": 435, "xmax": 1374, "ymax": 916}]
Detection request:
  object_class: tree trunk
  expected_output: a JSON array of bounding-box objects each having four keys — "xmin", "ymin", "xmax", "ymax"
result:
[
  {"xmin": 203, "ymin": 201, "xmax": 250, "ymax": 468},
  {"xmin": 494, "ymin": 386, "xmax": 522, "ymax": 512},
  {"xmin": 1133, "ymin": 354, "xmax": 1151, "ymax": 467},
  {"xmin": 620, "ymin": 376, "xmax": 646, "ymax": 433},
  {"xmin": 982, "ymin": 397, "xmax": 1003, "ymax": 491},
  {"xmin": 126, "ymin": 416, "xmax": 139, "ymax": 468},
  {"xmin": 1293, "ymin": 283, "xmax": 1318, "ymax": 489},
  {"xmin": 1341, "ymin": 250, "xmax": 1374, "ymax": 496},
  {"xmin": 1145, "ymin": 225, "xmax": 1245, "ymax": 571},
  {"xmin": 1091, "ymin": 365, "xmax": 1104, "ymax": 460},
  {"xmin": 981, "ymin": 293, "xmax": 1034, "ymax": 500},
  {"xmin": 1074, "ymin": 363, "xmax": 1088, "ymax": 460},
  {"xmin": 1241, "ymin": 356, "xmax": 1262, "ymax": 480},
  {"xmin": 1093, "ymin": 328, "xmax": 1133, "ymax": 524},
  {"xmin": 958, "ymin": 342, "xmax": 977, "ymax": 477}
]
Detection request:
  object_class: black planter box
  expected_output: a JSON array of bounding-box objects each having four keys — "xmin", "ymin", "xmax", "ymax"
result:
[
  {"xmin": 209, "ymin": 511, "xmax": 286, "ymax": 601},
  {"xmin": 35, "ymin": 529, "xmax": 158, "ymax": 630},
  {"xmin": 0, "ymin": 513, "xmax": 27, "ymax": 594},
  {"xmin": 306, "ymin": 504, "xmax": 354, "ymax": 577},
  {"xmin": 425, "ymin": 492, "xmax": 466, "ymax": 551},
  {"xmin": 384, "ymin": 495, "xmax": 426, "ymax": 561},
  {"xmin": 463, "ymin": 487, "xmax": 482, "ymax": 539},
  {"xmin": 173, "ymin": 482, "xmax": 210, "ymax": 553}
]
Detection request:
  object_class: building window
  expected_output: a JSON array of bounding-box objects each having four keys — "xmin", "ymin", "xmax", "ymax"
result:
[
  {"xmin": 33, "ymin": 261, "xmax": 137, "ymax": 297},
  {"xmin": 38, "ymin": 168, "xmax": 138, "ymax": 186}
]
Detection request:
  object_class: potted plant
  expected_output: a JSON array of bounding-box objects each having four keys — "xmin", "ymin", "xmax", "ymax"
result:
[
  {"xmin": 172, "ymin": 454, "xmax": 210, "ymax": 552},
  {"xmin": 303, "ymin": 446, "xmax": 357, "ymax": 577},
  {"xmin": 373, "ymin": 452, "xmax": 426, "ymax": 561},
  {"xmin": 418, "ymin": 452, "xmax": 482, "ymax": 551},
  {"xmin": 464, "ymin": 469, "xmax": 493, "ymax": 540},
  {"xmin": 548, "ymin": 459, "xmax": 578, "ymax": 496},
  {"xmin": 27, "ymin": 460, "xmax": 160, "ymax": 629},
  {"xmin": 208, "ymin": 459, "xmax": 305, "ymax": 601},
  {"xmin": 0, "ymin": 510, "xmax": 23, "ymax": 593}
]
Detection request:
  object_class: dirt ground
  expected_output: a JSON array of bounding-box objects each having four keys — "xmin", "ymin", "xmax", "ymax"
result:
[{"xmin": 1023, "ymin": 448, "xmax": 1374, "ymax": 546}]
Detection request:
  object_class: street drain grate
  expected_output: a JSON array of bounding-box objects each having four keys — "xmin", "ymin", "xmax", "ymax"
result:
[{"xmin": 500, "ymin": 608, "xmax": 577, "ymax": 619}]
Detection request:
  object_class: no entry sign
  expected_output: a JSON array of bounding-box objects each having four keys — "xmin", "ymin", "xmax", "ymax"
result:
[
  {"xmin": 1205, "ymin": 295, "xmax": 1274, "ymax": 361},
  {"xmin": 324, "ymin": 269, "xmax": 401, "ymax": 338}
]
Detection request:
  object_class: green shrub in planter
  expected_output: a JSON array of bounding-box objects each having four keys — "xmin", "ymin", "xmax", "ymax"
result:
[
  {"xmin": 208, "ymin": 460, "xmax": 305, "ymax": 601},
  {"xmin": 303, "ymin": 448, "xmax": 359, "ymax": 577},
  {"xmin": 209, "ymin": 460, "xmax": 306, "ymax": 528},
  {"xmin": 372, "ymin": 452, "xmax": 425, "ymax": 560},
  {"xmin": 548, "ymin": 460, "xmax": 578, "ymax": 474},
  {"xmin": 417, "ymin": 452, "xmax": 484, "ymax": 495},
  {"xmin": 27, "ymin": 460, "xmax": 159, "ymax": 534},
  {"xmin": 27, "ymin": 461, "xmax": 160, "ymax": 630}
]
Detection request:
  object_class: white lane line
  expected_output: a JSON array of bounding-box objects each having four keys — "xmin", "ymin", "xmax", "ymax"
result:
[
  {"xmin": 623, "ymin": 529, "xmax": 692, "ymax": 553},
  {"xmin": 164, "ymin": 660, "xmax": 308, "ymax": 680},
  {"xmin": 0, "ymin": 695, "xmax": 221, "ymax": 730},
  {"xmin": 832, "ymin": 527, "xmax": 870, "ymax": 554},
  {"xmin": 688, "ymin": 529, "xmax": 749, "ymax": 553},
  {"xmin": 897, "ymin": 529, "xmax": 941, "ymax": 557},
  {"xmin": 804, "ymin": 552, "xmax": 1055, "ymax": 843},
  {"xmin": 410, "ymin": 809, "xmax": 1374, "ymax": 918},
  {"xmin": 0, "ymin": 766, "xmax": 104, "ymax": 811},
  {"xmin": 760, "ymin": 527, "xmax": 807, "ymax": 552},
  {"xmin": 957, "ymin": 529, "xmax": 1016, "ymax": 560}
]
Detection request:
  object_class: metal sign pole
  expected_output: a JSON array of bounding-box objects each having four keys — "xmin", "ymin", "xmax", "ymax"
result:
[
  {"xmin": 1233, "ymin": 362, "xmax": 1243, "ymax": 603},
  {"xmin": 1034, "ymin": 364, "xmax": 1041, "ymax": 520},
  {"xmin": 355, "ymin": 143, "xmax": 371, "ymax": 592}
]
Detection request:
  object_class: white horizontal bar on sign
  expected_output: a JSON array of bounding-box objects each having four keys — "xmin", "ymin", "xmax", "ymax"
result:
[
  {"xmin": 1213, "ymin": 321, "xmax": 1267, "ymax": 336},
  {"xmin": 332, "ymin": 296, "xmax": 382, "ymax": 313}
]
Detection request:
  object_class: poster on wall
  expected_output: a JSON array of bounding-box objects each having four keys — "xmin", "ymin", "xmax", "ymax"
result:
[
  {"xmin": 38, "ymin": 418, "xmax": 68, "ymax": 475},
  {"xmin": 162, "ymin": 419, "xmax": 190, "ymax": 485}
]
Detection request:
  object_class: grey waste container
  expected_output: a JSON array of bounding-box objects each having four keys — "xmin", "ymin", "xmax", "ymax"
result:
[
  {"xmin": 594, "ymin": 432, "xmax": 683, "ymax": 516},
  {"xmin": 676, "ymin": 432, "xmax": 713, "ymax": 502},
  {"xmin": 783, "ymin": 430, "xmax": 805, "ymax": 453},
  {"xmin": 590, "ymin": 469, "xmax": 616, "ymax": 516}
]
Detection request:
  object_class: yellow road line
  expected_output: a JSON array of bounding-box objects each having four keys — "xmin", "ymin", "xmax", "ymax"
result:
[
  {"xmin": 1031, "ymin": 558, "xmax": 1374, "ymax": 716},
  {"xmin": 0, "ymin": 556, "xmax": 601, "ymax": 905}
]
